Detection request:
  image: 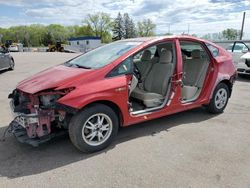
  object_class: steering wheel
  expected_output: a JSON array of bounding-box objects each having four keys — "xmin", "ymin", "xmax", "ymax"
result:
[{"xmin": 133, "ymin": 63, "xmax": 142, "ymax": 82}]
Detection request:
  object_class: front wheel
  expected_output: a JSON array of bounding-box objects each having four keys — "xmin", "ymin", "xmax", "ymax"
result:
[
  {"xmin": 207, "ymin": 83, "xmax": 229, "ymax": 114},
  {"xmin": 9, "ymin": 59, "xmax": 15, "ymax": 70},
  {"xmin": 69, "ymin": 104, "xmax": 119, "ymax": 153}
]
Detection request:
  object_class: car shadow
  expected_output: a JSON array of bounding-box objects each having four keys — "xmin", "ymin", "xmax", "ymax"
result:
[
  {"xmin": 0, "ymin": 107, "xmax": 217, "ymax": 179},
  {"xmin": 0, "ymin": 69, "xmax": 9, "ymax": 74}
]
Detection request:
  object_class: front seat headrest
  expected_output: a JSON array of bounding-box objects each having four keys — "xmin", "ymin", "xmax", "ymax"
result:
[
  {"xmin": 141, "ymin": 50, "xmax": 151, "ymax": 61},
  {"xmin": 159, "ymin": 49, "xmax": 172, "ymax": 64},
  {"xmin": 191, "ymin": 49, "xmax": 201, "ymax": 59}
]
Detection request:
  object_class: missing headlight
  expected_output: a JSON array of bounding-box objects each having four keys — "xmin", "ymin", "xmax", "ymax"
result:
[{"xmin": 39, "ymin": 94, "xmax": 61, "ymax": 107}]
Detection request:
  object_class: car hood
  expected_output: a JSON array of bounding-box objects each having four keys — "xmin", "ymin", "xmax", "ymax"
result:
[{"xmin": 17, "ymin": 65, "xmax": 93, "ymax": 94}]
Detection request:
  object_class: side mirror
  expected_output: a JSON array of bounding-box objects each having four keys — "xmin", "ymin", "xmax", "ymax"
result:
[{"xmin": 242, "ymin": 49, "xmax": 249, "ymax": 53}]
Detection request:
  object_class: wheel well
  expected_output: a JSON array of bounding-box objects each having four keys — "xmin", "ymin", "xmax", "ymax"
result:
[
  {"xmin": 83, "ymin": 100, "xmax": 124, "ymax": 127},
  {"xmin": 219, "ymin": 80, "xmax": 232, "ymax": 97}
]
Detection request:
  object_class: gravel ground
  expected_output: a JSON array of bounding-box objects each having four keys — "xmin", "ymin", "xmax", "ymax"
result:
[{"xmin": 0, "ymin": 52, "xmax": 250, "ymax": 188}]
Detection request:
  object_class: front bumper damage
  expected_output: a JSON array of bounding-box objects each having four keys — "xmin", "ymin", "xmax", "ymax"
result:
[
  {"xmin": 4, "ymin": 89, "xmax": 76, "ymax": 146},
  {"xmin": 9, "ymin": 119, "xmax": 67, "ymax": 147}
]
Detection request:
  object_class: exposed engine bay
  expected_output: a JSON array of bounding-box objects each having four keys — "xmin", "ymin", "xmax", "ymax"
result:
[{"xmin": 7, "ymin": 88, "xmax": 76, "ymax": 146}]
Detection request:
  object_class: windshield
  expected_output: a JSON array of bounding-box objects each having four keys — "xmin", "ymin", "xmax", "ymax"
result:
[{"xmin": 67, "ymin": 41, "xmax": 142, "ymax": 69}]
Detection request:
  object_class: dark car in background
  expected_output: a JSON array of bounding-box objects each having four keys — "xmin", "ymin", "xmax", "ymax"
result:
[{"xmin": 0, "ymin": 46, "xmax": 15, "ymax": 71}]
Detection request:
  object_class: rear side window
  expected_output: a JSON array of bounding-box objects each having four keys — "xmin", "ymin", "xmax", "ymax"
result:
[
  {"xmin": 180, "ymin": 41, "xmax": 209, "ymax": 60},
  {"xmin": 206, "ymin": 43, "xmax": 219, "ymax": 57}
]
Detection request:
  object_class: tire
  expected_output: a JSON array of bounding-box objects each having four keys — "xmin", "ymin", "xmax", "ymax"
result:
[
  {"xmin": 59, "ymin": 47, "xmax": 64, "ymax": 52},
  {"xmin": 237, "ymin": 74, "xmax": 246, "ymax": 78},
  {"xmin": 9, "ymin": 59, "xmax": 15, "ymax": 70},
  {"xmin": 207, "ymin": 83, "xmax": 229, "ymax": 114},
  {"xmin": 69, "ymin": 104, "xmax": 119, "ymax": 153}
]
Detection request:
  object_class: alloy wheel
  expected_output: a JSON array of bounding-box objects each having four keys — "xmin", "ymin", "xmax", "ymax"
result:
[
  {"xmin": 215, "ymin": 88, "xmax": 228, "ymax": 109},
  {"xmin": 81, "ymin": 113, "xmax": 113, "ymax": 146}
]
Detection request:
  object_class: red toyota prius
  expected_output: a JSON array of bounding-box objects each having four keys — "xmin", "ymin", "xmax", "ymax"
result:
[{"xmin": 8, "ymin": 36, "xmax": 236, "ymax": 152}]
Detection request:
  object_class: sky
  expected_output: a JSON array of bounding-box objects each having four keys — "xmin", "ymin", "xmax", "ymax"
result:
[{"xmin": 0, "ymin": 0, "xmax": 250, "ymax": 38}]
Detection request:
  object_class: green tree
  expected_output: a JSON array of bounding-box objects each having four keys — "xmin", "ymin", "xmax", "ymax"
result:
[
  {"xmin": 123, "ymin": 13, "xmax": 136, "ymax": 39},
  {"xmin": 73, "ymin": 25, "xmax": 93, "ymax": 37},
  {"xmin": 137, "ymin": 19, "xmax": 156, "ymax": 37},
  {"xmin": 47, "ymin": 24, "xmax": 68, "ymax": 42},
  {"xmin": 42, "ymin": 31, "xmax": 54, "ymax": 46},
  {"xmin": 84, "ymin": 12, "xmax": 112, "ymax": 42},
  {"xmin": 222, "ymin": 28, "xmax": 241, "ymax": 40},
  {"xmin": 112, "ymin": 12, "xmax": 124, "ymax": 41}
]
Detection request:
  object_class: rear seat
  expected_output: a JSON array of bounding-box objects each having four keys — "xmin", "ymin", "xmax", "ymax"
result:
[{"xmin": 182, "ymin": 49, "xmax": 209, "ymax": 100}]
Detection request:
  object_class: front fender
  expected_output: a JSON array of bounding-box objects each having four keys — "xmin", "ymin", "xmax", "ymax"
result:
[{"xmin": 57, "ymin": 75, "xmax": 130, "ymax": 124}]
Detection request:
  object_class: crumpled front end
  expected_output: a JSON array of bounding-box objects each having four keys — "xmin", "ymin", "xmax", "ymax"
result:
[{"xmin": 8, "ymin": 88, "xmax": 76, "ymax": 146}]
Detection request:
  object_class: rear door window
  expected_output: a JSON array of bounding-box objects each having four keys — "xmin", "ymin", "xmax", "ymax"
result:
[{"xmin": 180, "ymin": 41, "xmax": 209, "ymax": 61}]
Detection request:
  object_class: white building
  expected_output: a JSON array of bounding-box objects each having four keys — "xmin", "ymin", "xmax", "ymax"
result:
[{"xmin": 68, "ymin": 36, "xmax": 101, "ymax": 52}]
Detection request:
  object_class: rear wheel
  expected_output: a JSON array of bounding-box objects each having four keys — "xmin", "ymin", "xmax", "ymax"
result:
[
  {"xmin": 207, "ymin": 83, "xmax": 229, "ymax": 114},
  {"xmin": 69, "ymin": 104, "xmax": 119, "ymax": 153}
]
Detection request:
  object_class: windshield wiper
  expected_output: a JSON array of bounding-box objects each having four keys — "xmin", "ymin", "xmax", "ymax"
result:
[
  {"xmin": 65, "ymin": 62, "xmax": 91, "ymax": 69},
  {"xmin": 73, "ymin": 64, "xmax": 92, "ymax": 69}
]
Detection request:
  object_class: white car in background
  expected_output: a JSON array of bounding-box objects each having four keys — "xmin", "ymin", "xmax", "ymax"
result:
[
  {"xmin": 8, "ymin": 43, "xmax": 24, "ymax": 52},
  {"xmin": 226, "ymin": 41, "xmax": 250, "ymax": 75},
  {"xmin": 239, "ymin": 52, "xmax": 250, "ymax": 75}
]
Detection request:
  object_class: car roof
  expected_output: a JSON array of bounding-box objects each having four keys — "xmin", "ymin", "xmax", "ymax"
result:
[
  {"xmin": 121, "ymin": 35, "xmax": 213, "ymax": 45},
  {"xmin": 120, "ymin": 36, "xmax": 227, "ymax": 57}
]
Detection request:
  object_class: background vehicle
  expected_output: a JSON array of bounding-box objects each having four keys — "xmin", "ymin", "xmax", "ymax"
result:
[
  {"xmin": 0, "ymin": 46, "xmax": 15, "ymax": 71},
  {"xmin": 47, "ymin": 42, "xmax": 65, "ymax": 52},
  {"xmin": 4, "ymin": 40, "xmax": 24, "ymax": 52},
  {"xmin": 8, "ymin": 43, "xmax": 24, "ymax": 52},
  {"xmin": 226, "ymin": 41, "xmax": 250, "ymax": 75},
  {"xmin": 239, "ymin": 52, "xmax": 250, "ymax": 75},
  {"xmin": 8, "ymin": 36, "xmax": 236, "ymax": 153}
]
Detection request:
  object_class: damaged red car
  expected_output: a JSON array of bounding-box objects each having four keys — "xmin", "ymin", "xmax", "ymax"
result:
[{"xmin": 8, "ymin": 36, "xmax": 236, "ymax": 153}]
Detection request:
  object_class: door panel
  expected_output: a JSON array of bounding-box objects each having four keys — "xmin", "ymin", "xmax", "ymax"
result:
[{"xmin": 0, "ymin": 53, "xmax": 9, "ymax": 69}]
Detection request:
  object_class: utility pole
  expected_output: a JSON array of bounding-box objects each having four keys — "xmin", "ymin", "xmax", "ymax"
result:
[
  {"xmin": 187, "ymin": 23, "xmax": 190, "ymax": 35},
  {"xmin": 240, "ymin": 12, "xmax": 246, "ymax": 40}
]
